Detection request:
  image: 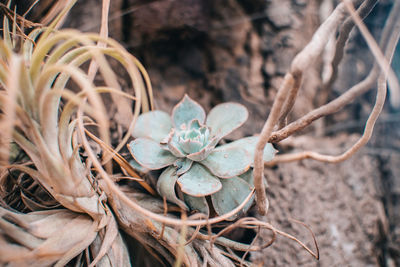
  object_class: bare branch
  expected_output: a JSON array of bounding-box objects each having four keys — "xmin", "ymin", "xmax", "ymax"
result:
[
  {"xmin": 254, "ymin": 73, "xmax": 294, "ymax": 215},
  {"xmin": 267, "ymin": 72, "xmax": 386, "ymax": 165},
  {"xmin": 269, "ymin": 0, "xmax": 400, "ymax": 144},
  {"xmin": 267, "ymin": 0, "xmax": 400, "ymax": 165},
  {"xmin": 343, "ymin": 0, "xmax": 400, "ymax": 107},
  {"xmin": 277, "ymin": 3, "xmax": 348, "ymax": 127},
  {"xmin": 255, "ymin": 2, "xmax": 349, "ymax": 215},
  {"xmin": 324, "ymin": 0, "xmax": 378, "ymax": 92},
  {"xmin": 269, "ymin": 68, "xmax": 379, "ymax": 143}
]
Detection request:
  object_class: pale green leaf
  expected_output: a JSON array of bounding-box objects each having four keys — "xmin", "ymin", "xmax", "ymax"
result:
[
  {"xmin": 174, "ymin": 158, "xmax": 193, "ymax": 175},
  {"xmin": 132, "ymin": 110, "xmax": 172, "ymax": 142},
  {"xmin": 177, "ymin": 163, "xmax": 222, "ymax": 197},
  {"xmin": 172, "ymin": 95, "xmax": 206, "ymax": 128},
  {"xmin": 157, "ymin": 166, "xmax": 187, "ymax": 209},
  {"xmin": 128, "ymin": 138, "xmax": 176, "ymax": 170},
  {"xmin": 217, "ymin": 136, "xmax": 277, "ymax": 163},
  {"xmin": 200, "ymin": 146, "xmax": 251, "ymax": 178},
  {"xmin": 183, "ymin": 194, "xmax": 209, "ymax": 216},
  {"xmin": 206, "ymin": 103, "xmax": 248, "ymax": 139},
  {"xmin": 211, "ymin": 177, "xmax": 254, "ymax": 220}
]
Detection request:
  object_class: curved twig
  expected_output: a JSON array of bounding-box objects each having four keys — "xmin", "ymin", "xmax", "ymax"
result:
[
  {"xmin": 267, "ymin": 0, "xmax": 400, "ymax": 165},
  {"xmin": 254, "ymin": 3, "xmax": 349, "ymax": 216},
  {"xmin": 268, "ymin": 68, "xmax": 377, "ymax": 143},
  {"xmin": 343, "ymin": 0, "xmax": 400, "ymax": 107},
  {"xmin": 324, "ymin": 0, "xmax": 378, "ymax": 93},
  {"xmin": 254, "ymin": 74, "xmax": 295, "ymax": 215}
]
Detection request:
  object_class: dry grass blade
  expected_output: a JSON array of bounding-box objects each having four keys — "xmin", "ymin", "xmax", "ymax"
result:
[
  {"xmin": 88, "ymin": 0, "xmax": 110, "ymax": 81},
  {"xmin": 0, "ymin": 207, "xmax": 99, "ymax": 266},
  {"xmin": 0, "ymin": 3, "xmax": 41, "ymax": 28},
  {"xmin": 0, "ymin": 54, "xmax": 19, "ymax": 165},
  {"xmin": 39, "ymin": 0, "xmax": 75, "ymax": 28},
  {"xmin": 84, "ymin": 128, "xmax": 156, "ymax": 195},
  {"xmin": 0, "ymin": 3, "xmax": 138, "ymax": 265},
  {"xmin": 89, "ymin": 229, "xmax": 131, "ymax": 267}
]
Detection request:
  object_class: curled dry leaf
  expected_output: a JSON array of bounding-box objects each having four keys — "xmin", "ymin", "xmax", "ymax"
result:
[{"xmin": 0, "ymin": 208, "xmax": 98, "ymax": 267}]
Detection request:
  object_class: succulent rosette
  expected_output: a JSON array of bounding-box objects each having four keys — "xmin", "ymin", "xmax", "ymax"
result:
[{"xmin": 129, "ymin": 95, "xmax": 276, "ymax": 220}]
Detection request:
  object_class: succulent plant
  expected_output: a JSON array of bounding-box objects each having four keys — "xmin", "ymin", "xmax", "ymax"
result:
[{"xmin": 129, "ymin": 95, "xmax": 276, "ymax": 219}]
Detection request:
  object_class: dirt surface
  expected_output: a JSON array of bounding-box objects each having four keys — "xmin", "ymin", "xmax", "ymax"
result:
[
  {"xmin": 62, "ymin": 0, "xmax": 400, "ymax": 266},
  {"xmin": 252, "ymin": 134, "xmax": 387, "ymax": 266}
]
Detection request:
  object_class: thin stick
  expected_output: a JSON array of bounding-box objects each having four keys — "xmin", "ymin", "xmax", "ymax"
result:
[
  {"xmin": 289, "ymin": 218, "xmax": 319, "ymax": 259},
  {"xmin": 267, "ymin": 71, "xmax": 387, "ymax": 165},
  {"xmin": 343, "ymin": 0, "xmax": 400, "ymax": 107},
  {"xmin": 240, "ymin": 226, "xmax": 260, "ymax": 267},
  {"xmin": 22, "ymin": 0, "xmax": 40, "ymax": 18},
  {"xmin": 267, "ymin": 0, "xmax": 400, "ymax": 164},
  {"xmin": 277, "ymin": 73, "xmax": 302, "ymax": 128},
  {"xmin": 277, "ymin": 3, "xmax": 348, "ymax": 127},
  {"xmin": 254, "ymin": 74, "xmax": 294, "ymax": 215},
  {"xmin": 268, "ymin": 70, "xmax": 378, "ymax": 143},
  {"xmin": 194, "ymin": 217, "xmax": 317, "ymax": 259},
  {"xmin": 254, "ymin": 3, "xmax": 349, "ymax": 215},
  {"xmin": 84, "ymin": 128, "xmax": 156, "ymax": 195},
  {"xmin": 324, "ymin": 0, "xmax": 378, "ymax": 92}
]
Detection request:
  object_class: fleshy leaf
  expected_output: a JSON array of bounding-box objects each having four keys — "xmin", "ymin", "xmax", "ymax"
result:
[
  {"xmin": 167, "ymin": 130, "xmax": 186, "ymax": 157},
  {"xmin": 128, "ymin": 138, "xmax": 176, "ymax": 170},
  {"xmin": 188, "ymin": 119, "xmax": 202, "ymax": 130},
  {"xmin": 186, "ymin": 136, "xmax": 219, "ymax": 161},
  {"xmin": 157, "ymin": 166, "xmax": 187, "ymax": 209},
  {"xmin": 177, "ymin": 163, "xmax": 222, "ymax": 197},
  {"xmin": 132, "ymin": 110, "xmax": 172, "ymax": 142},
  {"xmin": 201, "ymin": 146, "xmax": 251, "ymax": 178},
  {"xmin": 129, "ymin": 159, "xmax": 149, "ymax": 173},
  {"xmin": 239, "ymin": 169, "xmax": 254, "ymax": 186},
  {"xmin": 211, "ymin": 176, "xmax": 254, "ymax": 220},
  {"xmin": 180, "ymin": 137, "xmax": 203, "ymax": 154},
  {"xmin": 172, "ymin": 95, "xmax": 206, "ymax": 128},
  {"xmin": 174, "ymin": 157, "xmax": 193, "ymax": 176},
  {"xmin": 206, "ymin": 103, "xmax": 248, "ymax": 139},
  {"xmin": 183, "ymin": 194, "xmax": 209, "ymax": 216},
  {"xmin": 217, "ymin": 136, "xmax": 277, "ymax": 163}
]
